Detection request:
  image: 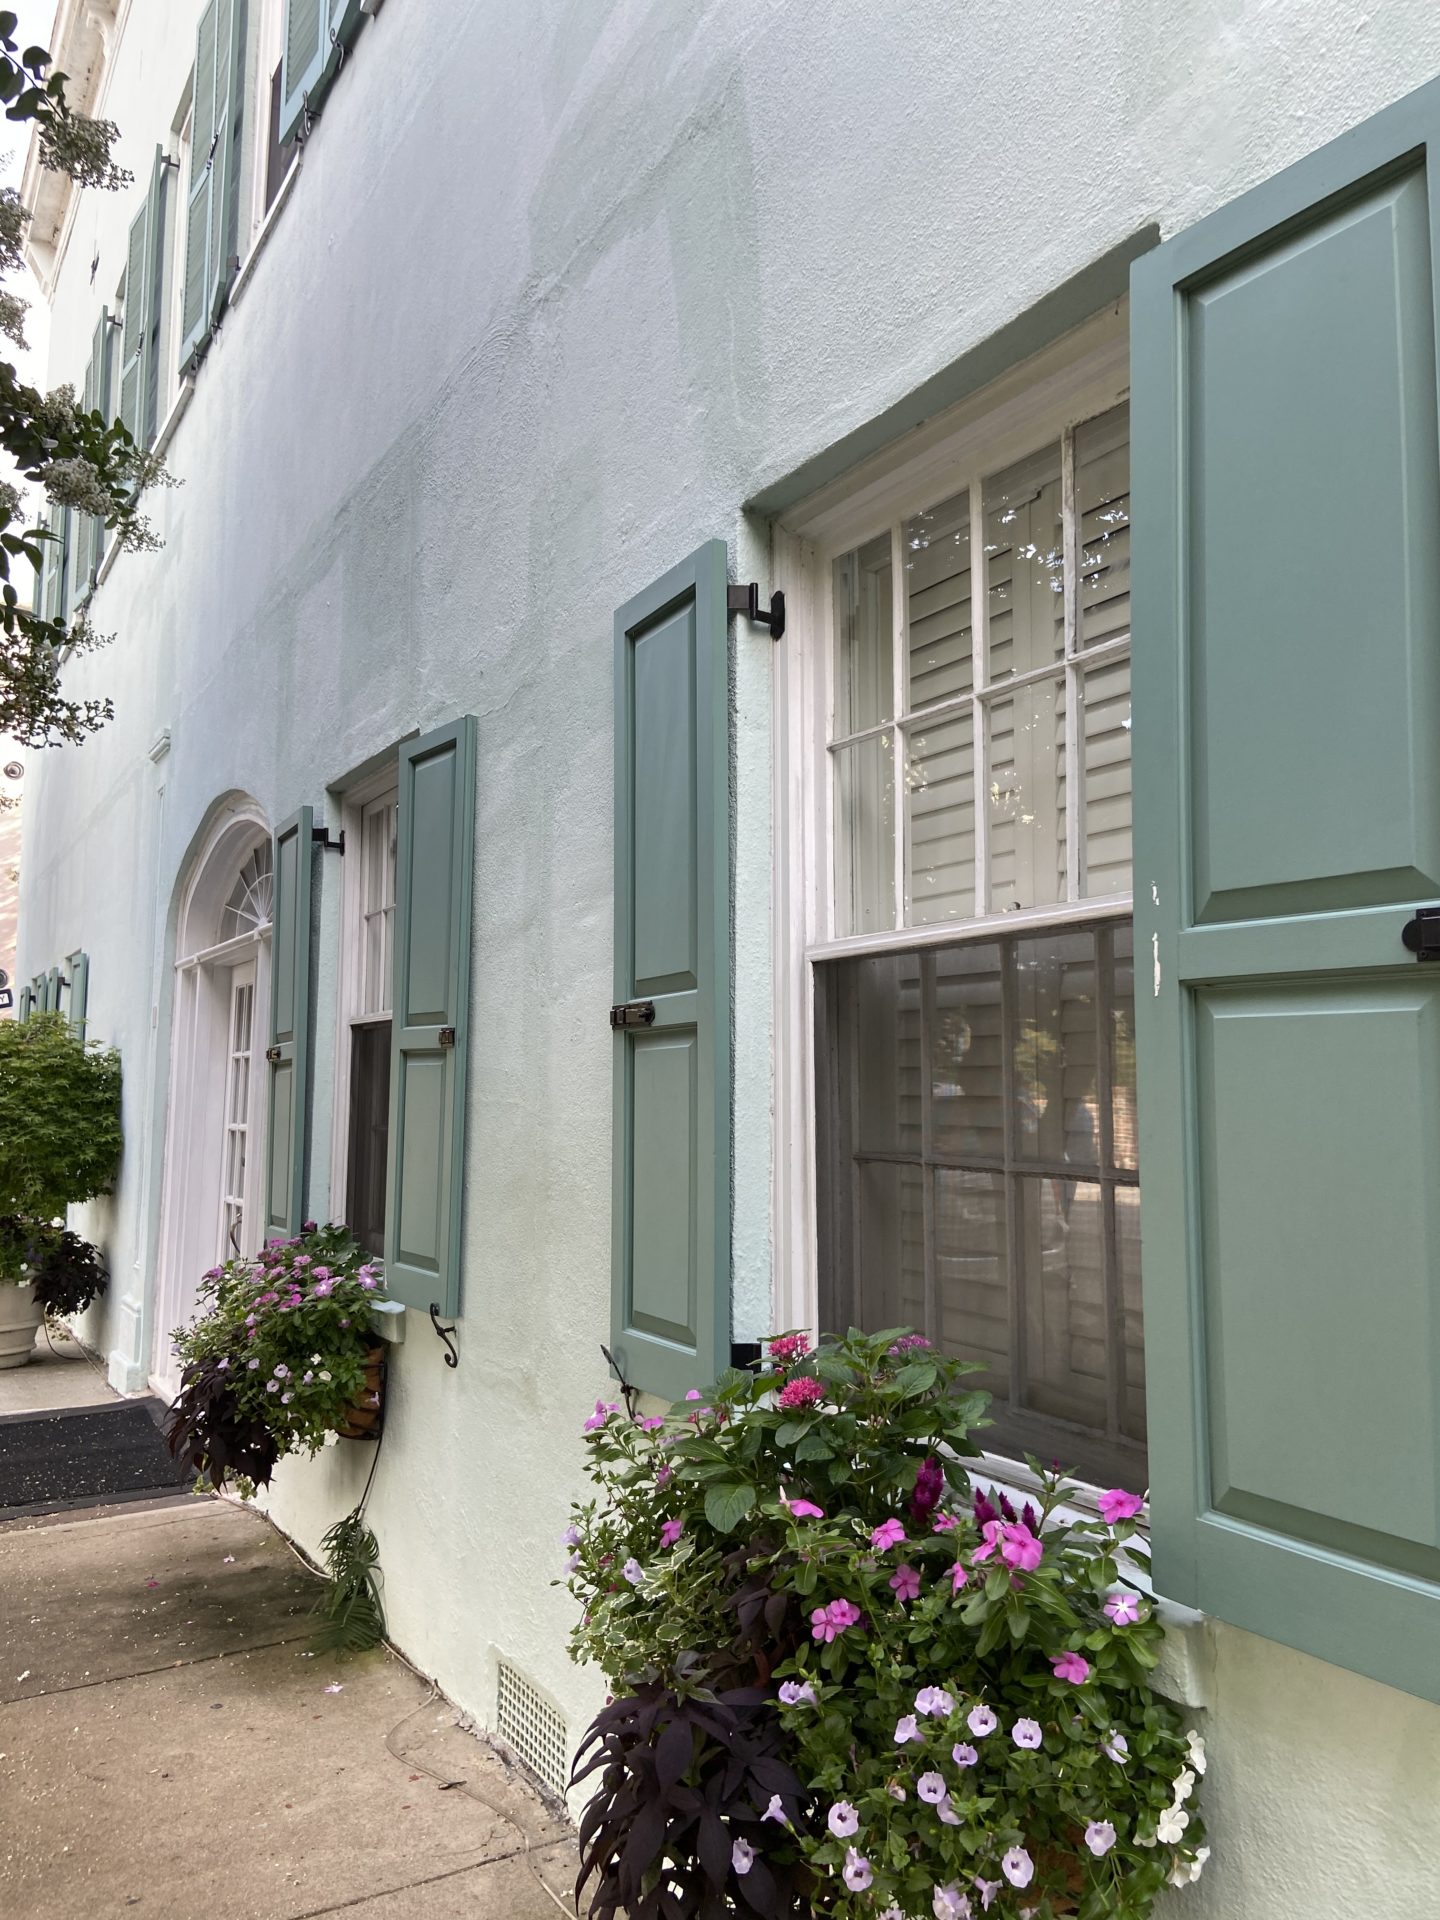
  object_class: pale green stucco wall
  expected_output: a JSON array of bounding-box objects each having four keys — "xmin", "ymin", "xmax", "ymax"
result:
[{"xmin": 17, "ymin": 5, "xmax": 1440, "ymax": 1913}]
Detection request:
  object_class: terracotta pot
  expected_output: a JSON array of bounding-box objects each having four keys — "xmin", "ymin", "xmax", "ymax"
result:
[
  {"xmin": 334, "ymin": 1343, "xmax": 386, "ymax": 1439},
  {"xmin": 0, "ymin": 1279, "xmax": 43, "ymax": 1369}
]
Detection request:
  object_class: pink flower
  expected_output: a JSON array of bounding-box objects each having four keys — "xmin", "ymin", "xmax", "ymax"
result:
[
  {"xmin": 827, "ymin": 1802, "xmax": 859, "ymax": 1839},
  {"xmin": 843, "ymin": 1848, "xmax": 873, "ymax": 1892},
  {"xmin": 894, "ymin": 1714, "xmax": 921, "ymax": 1744},
  {"xmin": 871, "ymin": 1518, "xmax": 907, "ymax": 1551},
  {"xmin": 952, "ymin": 1742, "xmax": 978, "ymax": 1768},
  {"xmin": 1001, "ymin": 1847, "xmax": 1034, "ymax": 1889},
  {"xmin": 685, "ymin": 1389, "xmax": 703, "ymax": 1400},
  {"xmin": 1098, "ymin": 1487, "xmax": 1145, "ymax": 1526},
  {"xmin": 888, "ymin": 1333, "xmax": 931, "ymax": 1353},
  {"xmin": 313, "ymin": 1278, "xmax": 335, "ymax": 1297},
  {"xmin": 810, "ymin": 1598, "xmax": 861, "ymax": 1642},
  {"xmin": 1052, "ymin": 1651, "xmax": 1090, "ymax": 1685},
  {"xmin": 1104, "ymin": 1590, "xmax": 1142, "ymax": 1626},
  {"xmin": 783, "ymin": 1493, "xmax": 825, "ymax": 1520},
  {"xmin": 583, "ymin": 1399, "xmax": 615, "ymax": 1432},
  {"xmin": 310, "ymin": 1267, "xmax": 331, "ymax": 1281},
  {"xmin": 732, "ymin": 1837, "xmax": 754, "ymax": 1876},
  {"xmin": 949, "ymin": 1561, "xmax": 969, "ymax": 1595},
  {"xmin": 659, "ymin": 1519, "xmax": 684, "ymax": 1549},
  {"xmin": 655, "ymin": 1464, "xmax": 673, "ymax": 1488},
  {"xmin": 639, "ymin": 1416, "xmax": 665, "ymax": 1431},
  {"xmin": 889, "ymin": 1563, "xmax": 921, "ymax": 1602},
  {"xmin": 933, "ymin": 1511, "xmax": 957, "ymax": 1532},
  {"xmin": 1085, "ymin": 1821, "xmax": 1117, "ymax": 1857},
  {"xmin": 292, "ymin": 1255, "xmax": 311, "ymax": 1268},
  {"xmin": 975, "ymin": 1519, "xmax": 1044, "ymax": 1572},
  {"xmin": 777, "ymin": 1376, "xmax": 824, "ymax": 1410},
  {"xmin": 769, "ymin": 1332, "xmax": 811, "ymax": 1363}
]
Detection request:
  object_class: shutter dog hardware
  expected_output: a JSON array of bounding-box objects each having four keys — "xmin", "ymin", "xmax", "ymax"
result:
[
  {"xmin": 428, "ymin": 1303, "xmax": 459, "ymax": 1368},
  {"xmin": 1401, "ymin": 906, "xmax": 1440, "ymax": 959},
  {"xmin": 610, "ymin": 1000, "xmax": 656, "ymax": 1030},
  {"xmin": 727, "ymin": 582, "xmax": 786, "ymax": 640},
  {"xmin": 311, "ymin": 825, "xmax": 345, "ymax": 853}
]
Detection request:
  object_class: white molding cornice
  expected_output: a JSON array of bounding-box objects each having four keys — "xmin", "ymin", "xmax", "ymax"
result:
[{"xmin": 21, "ymin": 0, "xmax": 121, "ymax": 299}]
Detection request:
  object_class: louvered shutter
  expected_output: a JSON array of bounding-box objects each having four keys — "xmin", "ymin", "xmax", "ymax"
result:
[
  {"xmin": 71, "ymin": 354, "xmax": 96, "ymax": 595},
  {"xmin": 264, "ymin": 809, "xmax": 314, "ymax": 1239},
  {"xmin": 119, "ymin": 148, "xmax": 171, "ymax": 449},
  {"xmin": 140, "ymin": 151, "xmax": 172, "ymax": 447},
  {"xmin": 67, "ymin": 952, "xmax": 89, "ymax": 1041},
  {"xmin": 180, "ymin": 0, "xmax": 246, "ymax": 366},
  {"xmin": 610, "ymin": 543, "xmax": 732, "ymax": 1400},
  {"xmin": 90, "ymin": 309, "xmax": 115, "ymax": 575},
  {"xmin": 383, "ymin": 718, "xmax": 476, "ymax": 1315},
  {"xmin": 16, "ymin": 984, "xmax": 32, "ymax": 1022},
  {"xmin": 36, "ymin": 506, "xmax": 59, "ymax": 622},
  {"xmin": 118, "ymin": 199, "xmax": 149, "ymax": 442},
  {"xmin": 1133, "ymin": 72, "xmax": 1440, "ymax": 1703},
  {"xmin": 280, "ymin": 0, "xmax": 365, "ymax": 144}
]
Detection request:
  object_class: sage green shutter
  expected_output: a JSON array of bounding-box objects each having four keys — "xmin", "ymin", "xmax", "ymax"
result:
[
  {"xmin": 611, "ymin": 542, "xmax": 732, "ymax": 1401},
  {"xmin": 71, "ymin": 338, "xmax": 98, "ymax": 595},
  {"xmin": 280, "ymin": 0, "xmax": 365, "ymax": 144},
  {"xmin": 1133, "ymin": 74, "xmax": 1440, "ymax": 1702},
  {"xmin": 36, "ymin": 507, "xmax": 60, "ymax": 622},
  {"xmin": 67, "ymin": 952, "xmax": 88, "ymax": 1041},
  {"xmin": 120, "ymin": 148, "xmax": 171, "ymax": 448},
  {"xmin": 181, "ymin": 0, "xmax": 245, "ymax": 366},
  {"xmin": 383, "ymin": 718, "xmax": 476, "ymax": 1315},
  {"xmin": 264, "ymin": 808, "xmax": 314, "ymax": 1239},
  {"xmin": 16, "ymin": 984, "xmax": 32, "ymax": 1022},
  {"xmin": 44, "ymin": 966, "xmax": 60, "ymax": 1014}
]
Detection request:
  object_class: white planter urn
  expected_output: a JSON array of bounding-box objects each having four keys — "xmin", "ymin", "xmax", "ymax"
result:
[{"xmin": 0, "ymin": 1279, "xmax": 43, "ymax": 1368}]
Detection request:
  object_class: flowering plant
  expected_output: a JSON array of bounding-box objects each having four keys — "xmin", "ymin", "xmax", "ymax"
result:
[
  {"xmin": 563, "ymin": 1328, "xmax": 1207, "ymax": 1919},
  {"xmin": 165, "ymin": 1223, "xmax": 387, "ymax": 1491}
]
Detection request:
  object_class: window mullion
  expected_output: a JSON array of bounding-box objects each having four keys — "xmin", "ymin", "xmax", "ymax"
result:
[
  {"xmin": 891, "ymin": 522, "xmax": 906, "ymax": 931},
  {"xmin": 1062, "ymin": 424, "xmax": 1082, "ymax": 903},
  {"xmin": 970, "ymin": 485, "xmax": 989, "ymax": 918}
]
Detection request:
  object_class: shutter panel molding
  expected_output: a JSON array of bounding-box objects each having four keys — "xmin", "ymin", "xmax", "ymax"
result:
[
  {"xmin": 280, "ymin": 0, "xmax": 366, "ymax": 144},
  {"xmin": 1132, "ymin": 73, "xmax": 1440, "ymax": 1704},
  {"xmin": 383, "ymin": 717, "xmax": 476, "ymax": 1316},
  {"xmin": 610, "ymin": 541, "xmax": 732, "ymax": 1401},
  {"xmin": 118, "ymin": 197, "xmax": 149, "ymax": 441},
  {"xmin": 120, "ymin": 147, "xmax": 172, "ymax": 448},
  {"xmin": 264, "ymin": 808, "xmax": 315, "ymax": 1240},
  {"xmin": 67, "ymin": 951, "xmax": 89, "ymax": 1040},
  {"xmin": 181, "ymin": 0, "xmax": 246, "ymax": 366}
]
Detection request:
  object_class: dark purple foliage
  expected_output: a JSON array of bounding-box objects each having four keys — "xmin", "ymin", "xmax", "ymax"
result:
[{"xmin": 163, "ymin": 1355, "xmax": 279, "ymax": 1492}]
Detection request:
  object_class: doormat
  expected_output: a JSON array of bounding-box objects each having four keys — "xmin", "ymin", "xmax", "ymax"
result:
[{"xmin": 0, "ymin": 1401, "xmax": 193, "ymax": 1514}]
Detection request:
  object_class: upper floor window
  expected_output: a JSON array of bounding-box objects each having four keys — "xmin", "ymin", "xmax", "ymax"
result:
[
  {"xmin": 336, "ymin": 786, "xmax": 397, "ymax": 1261},
  {"xmin": 806, "ymin": 356, "xmax": 1142, "ymax": 1488}
]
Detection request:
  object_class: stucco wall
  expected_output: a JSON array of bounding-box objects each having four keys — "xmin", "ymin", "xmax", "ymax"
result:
[{"xmin": 18, "ymin": 3, "xmax": 1440, "ymax": 1914}]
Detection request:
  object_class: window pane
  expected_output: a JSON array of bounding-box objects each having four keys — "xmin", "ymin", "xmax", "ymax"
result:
[
  {"xmin": 346, "ymin": 1022, "xmax": 391, "ymax": 1262},
  {"xmin": 856, "ymin": 1159, "xmax": 926, "ymax": 1334},
  {"xmin": 833, "ymin": 533, "xmax": 893, "ymax": 736},
  {"xmin": 984, "ymin": 443, "xmax": 1063, "ymax": 682},
  {"xmin": 1116, "ymin": 1184, "xmax": 1145, "ymax": 1442},
  {"xmin": 1017, "ymin": 1174, "xmax": 1107, "ymax": 1429},
  {"xmin": 834, "ymin": 734, "xmax": 895, "ymax": 935},
  {"xmin": 1077, "ymin": 405, "xmax": 1130, "ymax": 651},
  {"xmin": 987, "ymin": 674, "xmax": 1065, "ymax": 911},
  {"xmin": 904, "ymin": 708, "xmax": 975, "ymax": 925},
  {"xmin": 1082, "ymin": 654, "xmax": 1132, "ymax": 897},
  {"xmin": 1013, "ymin": 930, "xmax": 1098, "ymax": 1169},
  {"xmin": 1111, "ymin": 926, "xmax": 1137, "ymax": 1171},
  {"xmin": 935, "ymin": 1168, "xmax": 1008, "ymax": 1392},
  {"xmin": 851, "ymin": 952, "xmax": 922, "ymax": 1155},
  {"xmin": 931, "ymin": 942, "xmax": 1003, "ymax": 1161},
  {"xmin": 904, "ymin": 490, "xmax": 972, "ymax": 712}
]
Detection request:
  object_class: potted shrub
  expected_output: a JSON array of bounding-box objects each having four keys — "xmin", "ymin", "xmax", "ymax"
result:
[
  {"xmin": 164, "ymin": 1222, "xmax": 392, "ymax": 1494},
  {"xmin": 0, "ymin": 1011, "xmax": 122, "ymax": 1367},
  {"xmin": 562, "ymin": 1329, "xmax": 1208, "ymax": 1919}
]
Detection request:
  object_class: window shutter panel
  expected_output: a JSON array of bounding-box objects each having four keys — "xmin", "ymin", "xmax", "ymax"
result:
[
  {"xmin": 383, "ymin": 717, "xmax": 476, "ymax": 1315},
  {"xmin": 264, "ymin": 808, "xmax": 314, "ymax": 1239},
  {"xmin": 181, "ymin": 0, "xmax": 220, "ymax": 366},
  {"xmin": 17, "ymin": 984, "xmax": 32, "ymax": 1022},
  {"xmin": 71, "ymin": 352, "xmax": 97, "ymax": 594},
  {"xmin": 67, "ymin": 951, "xmax": 89, "ymax": 1041},
  {"xmin": 610, "ymin": 542, "xmax": 732, "ymax": 1401},
  {"xmin": 36, "ymin": 506, "xmax": 58, "ymax": 621},
  {"xmin": 141, "ymin": 149, "xmax": 172, "ymax": 448},
  {"xmin": 207, "ymin": 0, "xmax": 247, "ymax": 331},
  {"xmin": 91, "ymin": 309, "xmax": 115, "ymax": 574},
  {"xmin": 118, "ymin": 198, "xmax": 149, "ymax": 442},
  {"xmin": 1133, "ymin": 75, "xmax": 1440, "ymax": 1703},
  {"xmin": 280, "ymin": 0, "xmax": 327, "ymax": 144},
  {"xmin": 44, "ymin": 966, "xmax": 60, "ymax": 1014},
  {"xmin": 55, "ymin": 507, "xmax": 71, "ymax": 625},
  {"xmin": 30, "ymin": 974, "xmax": 46, "ymax": 1016}
]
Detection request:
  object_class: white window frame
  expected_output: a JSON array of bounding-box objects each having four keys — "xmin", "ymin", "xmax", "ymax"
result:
[
  {"xmin": 328, "ymin": 765, "xmax": 400, "ymax": 1230},
  {"xmin": 771, "ymin": 306, "xmax": 1133, "ymax": 1397}
]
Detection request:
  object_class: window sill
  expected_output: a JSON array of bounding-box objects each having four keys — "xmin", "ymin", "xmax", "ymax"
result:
[
  {"xmin": 229, "ymin": 154, "xmax": 302, "ymax": 315},
  {"xmin": 371, "ymin": 1300, "xmax": 405, "ymax": 1344},
  {"xmin": 89, "ymin": 375, "xmax": 196, "ymax": 601}
]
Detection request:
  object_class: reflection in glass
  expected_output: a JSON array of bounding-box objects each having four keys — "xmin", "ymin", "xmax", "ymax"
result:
[
  {"xmin": 984, "ymin": 444, "xmax": 1063, "ymax": 682},
  {"xmin": 931, "ymin": 942, "xmax": 1003, "ymax": 1161},
  {"xmin": 835, "ymin": 734, "xmax": 894, "ymax": 935},
  {"xmin": 935, "ymin": 1169, "xmax": 1008, "ymax": 1391},
  {"xmin": 1082, "ymin": 655, "xmax": 1132, "ymax": 897},
  {"xmin": 905, "ymin": 708, "xmax": 975, "ymax": 924},
  {"xmin": 851, "ymin": 952, "xmax": 922, "ymax": 1156},
  {"xmin": 833, "ymin": 534, "xmax": 894, "ymax": 736},
  {"xmin": 1076, "ymin": 406, "xmax": 1130, "ymax": 651},
  {"xmin": 1018, "ymin": 1174, "xmax": 1107, "ymax": 1430},
  {"xmin": 1013, "ymin": 930, "xmax": 1098, "ymax": 1168},
  {"xmin": 987, "ymin": 674, "xmax": 1065, "ymax": 911},
  {"xmin": 904, "ymin": 491, "xmax": 972, "ymax": 712}
]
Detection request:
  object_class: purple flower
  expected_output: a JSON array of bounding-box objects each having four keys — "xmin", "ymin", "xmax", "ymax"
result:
[
  {"xmin": 266, "ymin": 1380, "xmax": 279, "ymax": 1393},
  {"xmin": 843, "ymin": 1849, "xmax": 873, "ymax": 1892},
  {"xmin": 731, "ymin": 1837, "xmax": 754, "ymax": 1876},
  {"xmin": 291, "ymin": 1255, "xmax": 311, "ymax": 1268},
  {"xmin": 247, "ymin": 1358, "xmax": 260, "ymax": 1371},
  {"xmin": 280, "ymin": 1392, "xmax": 293, "ymax": 1405},
  {"xmin": 1103, "ymin": 1729, "xmax": 1130, "ymax": 1764},
  {"xmin": 659, "ymin": 1519, "xmax": 684, "ymax": 1549},
  {"xmin": 827, "ymin": 1802, "xmax": 859, "ymax": 1839},
  {"xmin": 301, "ymin": 1220, "xmax": 317, "ymax": 1233},
  {"xmin": 216, "ymin": 1357, "xmax": 229, "ymax": 1371},
  {"xmin": 622, "ymin": 1559, "xmax": 643, "ymax": 1585},
  {"xmin": 952, "ymin": 1742, "xmax": 978, "ymax": 1768},
  {"xmin": 313, "ymin": 1278, "xmax": 335, "ymax": 1298},
  {"xmin": 762, "ymin": 1794, "xmax": 788, "ymax": 1824},
  {"xmin": 871, "ymin": 1518, "xmax": 907, "ymax": 1552},
  {"xmin": 1012, "ymin": 1718, "xmax": 1043, "ymax": 1750},
  {"xmin": 894, "ymin": 1714, "xmax": 921, "ymax": 1745},
  {"xmin": 932, "ymin": 1887, "xmax": 969, "ymax": 1920},
  {"xmin": 1001, "ymin": 1847, "xmax": 1034, "ymax": 1889},
  {"xmin": 915, "ymin": 1686, "xmax": 954, "ymax": 1717},
  {"xmin": 778, "ymin": 1681, "xmax": 816, "ymax": 1707},
  {"xmin": 936, "ymin": 1795, "xmax": 962, "ymax": 1826},
  {"xmin": 973, "ymin": 1878, "xmax": 1002, "ymax": 1912},
  {"xmin": 359, "ymin": 1276, "xmax": 377, "ymax": 1291},
  {"xmin": 917, "ymin": 1772, "xmax": 947, "ymax": 1804},
  {"xmin": 967, "ymin": 1705, "xmax": 997, "ymax": 1738},
  {"xmin": 889, "ymin": 1563, "xmax": 921, "ymax": 1603},
  {"xmin": 888, "ymin": 1333, "xmax": 931, "ymax": 1353},
  {"xmin": 972, "ymin": 1488, "xmax": 1001, "ymax": 1530},
  {"xmin": 1098, "ymin": 1487, "xmax": 1145, "ymax": 1526},
  {"xmin": 274, "ymin": 1364, "xmax": 289, "ymax": 1378},
  {"xmin": 1085, "ymin": 1821, "xmax": 1117, "ymax": 1857},
  {"xmin": 1104, "ymin": 1590, "xmax": 1142, "ymax": 1626},
  {"xmin": 1052, "ymin": 1651, "xmax": 1090, "ymax": 1684}
]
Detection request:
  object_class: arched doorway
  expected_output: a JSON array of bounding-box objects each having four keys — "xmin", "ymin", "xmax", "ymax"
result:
[{"xmin": 151, "ymin": 805, "xmax": 273, "ymax": 1396}]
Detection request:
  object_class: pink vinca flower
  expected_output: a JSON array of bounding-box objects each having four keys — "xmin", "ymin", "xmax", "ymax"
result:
[
  {"xmin": 783, "ymin": 1493, "xmax": 825, "ymax": 1520},
  {"xmin": 1052, "ymin": 1651, "xmax": 1090, "ymax": 1685},
  {"xmin": 583, "ymin": 1399, "xmax": 615, "ymax": 1432},
  {"xmin": 889, "ymin": 1563, "xmax": 921, "ymax": 1603},
  {"xmin": 932, "ymin": 1511, "xmax": 957, "ymax": 1533},
  {"xmin": 871, "ymin": 1518, "xmax": 907, "ymax": 1552},
  {"xmin": 1098, "ymin": 1487, "xmax": 1145, "ymax": 1526},
  {"xmin": 949, "ymin": 1561, "xmax": 969, "ymax": 1595},
  {"xmin": 659, "ymin": 1519, "xmax": 684, "ymax": 1549},
  {"xmin": 1104, "ymin": 1590, "xmax": 1142, "ymax": 1626},
  {"xmin": 777, "ymin": 1375, "xmax": 825, "ymax": 1410},
  {"xmin": 640, "ymin": 1416, "xmax": 665, "ymax": 1432},
  {"xmin": 843, "ymin": 1849, "xmax": 873, "ymax": 1892},
  {"xmin": 810, "ymin": 1598, "xmax": 861, "ymax": 1643},
  {"xmin": 1000, "ymin": 1522, "xmax": 1044, "ymax": 1572}
]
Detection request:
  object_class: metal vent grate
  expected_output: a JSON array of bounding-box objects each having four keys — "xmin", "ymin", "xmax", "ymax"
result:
[{"xmin": 496, "ymin": 1660, "xmax": 568, "ymax": 1795}]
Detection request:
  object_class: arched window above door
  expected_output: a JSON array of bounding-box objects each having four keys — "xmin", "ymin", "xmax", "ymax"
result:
[{"xmin": 218, "ymin": 840, "xmax": 273, "ymax": 945}]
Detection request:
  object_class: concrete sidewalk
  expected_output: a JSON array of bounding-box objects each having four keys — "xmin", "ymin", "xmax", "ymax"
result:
[{"xmin": 0, "ymin": 1498, "xmax": 577, "ymax": 1919}]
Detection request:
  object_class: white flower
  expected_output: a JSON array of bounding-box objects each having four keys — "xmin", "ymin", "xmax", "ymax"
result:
[
  {"xmin": 731, "ymin": 1837, "xmax": 754, "ymax": 1875},
  {"xmin": 1172, "ymin": 1766, "xmax": 1197, "ymax": 1804},
  {"xmin": 1185, "ymin": 1729, "xmax": 1207, "ymax": 1774},
  {"xmin": 622, "ymin": 1558, "xmax": 644, "ymax": 1585},
  {"xmin": 1168, "ymin": 1846, "xmax": 1210, "ymax": 1887},
  {"xmin": 318, "ymin": 1369, "xmax": 332, "ymax": 1382},
  {"xmin": 1157, "ymin": 1806, "xmax": 1190, "ymax": 1845}
]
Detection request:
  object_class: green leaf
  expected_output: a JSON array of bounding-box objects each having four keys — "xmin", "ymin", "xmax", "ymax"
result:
[
  {"xmin": 702, "ymin": 1482, "xmax": 756, "ymax": 1533},
  {"xmin": 794, "ymin": 1431, "xmax": 835, "ymax": 1461}
]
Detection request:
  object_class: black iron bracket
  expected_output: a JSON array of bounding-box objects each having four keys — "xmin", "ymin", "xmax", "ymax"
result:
[
  {"xmin": 429, "ymin": 1302, "xmax": 459, "ymax": 1368},
  {"xmin": 312, "ymin": 826, "xmax": 345, "ymax": 854},
  {"xmin": 728, "ymin": 582, "xmax": 785, "ymax": 640},
  {"xmin": 601, "ymin": 1342, "xmax": 641, "ymax": 1423},
  {"xmin": 1402, "ymin": 906, "xmax": 1440, "ymax": 960}
]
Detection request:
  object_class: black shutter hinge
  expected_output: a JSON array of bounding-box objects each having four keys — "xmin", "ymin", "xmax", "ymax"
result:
[
  {"xmin": 727, "ymin": 582, "xmax": 785, "ymax": 641},
  {"xmin": 311, "ymin": 826, "xmax": 344, "ymax": 853},
  {"xmin": 1402, "ymin": 906, "xmax": 1440, "ymax": 960},
  {"xmin": 610, "ymin": 1000, "xmax": 656, "ymax": 1030}
]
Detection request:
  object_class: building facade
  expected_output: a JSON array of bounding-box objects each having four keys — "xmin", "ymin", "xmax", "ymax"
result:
[{"xmin": 17, "ymin": 1, "xmax": 1440, "ymax": 1912}]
